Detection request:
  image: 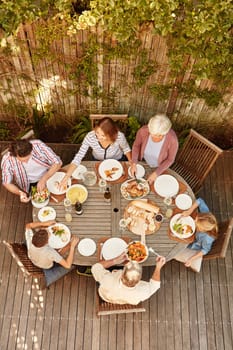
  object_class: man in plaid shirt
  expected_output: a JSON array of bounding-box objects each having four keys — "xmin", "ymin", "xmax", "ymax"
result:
[{"xmin": 1, "ymin": 139, "xmax": 62, "ymax": 202}]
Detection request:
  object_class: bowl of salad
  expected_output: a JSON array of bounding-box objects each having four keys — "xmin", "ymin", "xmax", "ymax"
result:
[{"xmin": 31, "ymin": 186, "xmax": 50, "ymax": 208}]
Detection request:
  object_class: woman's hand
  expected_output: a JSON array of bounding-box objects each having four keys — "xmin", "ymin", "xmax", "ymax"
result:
[
  {"xmin": 130, "ymin": 163, "xmax": 137, "ymax": 176},
  {"xmin": 147, "ymin": 171, "xmax": 157, "ymax": 185},
  {"xmin": 184, "ymin": 259, "xmax": 192, "ymax": 267}
]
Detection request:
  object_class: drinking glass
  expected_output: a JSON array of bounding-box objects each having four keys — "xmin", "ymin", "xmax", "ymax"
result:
[
  {"xmin": 98, "ymin": 178, "xmax": 107, "ymax": 193},
  {"xmin": 82, "ymin": 171, "xmax": 97, "ymax": 186},
  {"xmin": 119, "ymin": 218, "xmax": 128, "ymax": 233}
]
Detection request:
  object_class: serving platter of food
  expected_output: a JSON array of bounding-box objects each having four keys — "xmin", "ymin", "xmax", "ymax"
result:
[
  {"xmin": 124, "ymin": 199, "xmax": 161, "ymax": 235},
  {"xmin": 98, "ymin": 159, "xmax": 123, "ymax": 181},
  {"xmin": 170, "ymin": 214, "xmax": 195, "ymax": 239},
  {"xmin": 66, "ymin": 184, "xmax": 88, "ymax": 204},
  {"xmin": 126, "ymin": 241, "xmax": 148, "ymax": 263},
  {"xmin": 121, "ymin": 178, "xmax": 150, "ymax": 200},
  {"xmin": 48, "ymin": 223, "xmax": 71, "ymax": 249}
]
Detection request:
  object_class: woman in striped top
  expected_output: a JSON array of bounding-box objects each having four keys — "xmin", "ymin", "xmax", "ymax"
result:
[{"xmin": 60, "ymin": 117, "xmax": 131, "ymax": 185}]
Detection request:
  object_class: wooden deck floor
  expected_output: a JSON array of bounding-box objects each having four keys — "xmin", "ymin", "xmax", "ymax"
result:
[{"xmin": 0, "ymin": 149, "xmax": 232, "ymax": 350}]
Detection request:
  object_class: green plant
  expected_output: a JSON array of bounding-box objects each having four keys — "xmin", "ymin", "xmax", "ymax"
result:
[
  {"xmin": 126, "ymin": 116, "xmax": 141, "ymax": 147},
  {"xmin": 133, "ymin": 51, "xmax": 157, "ymax": 88},
  {"xmin": 69, "ymin": 116, "xmax": 92, "ymax": 143},
  {"xmin": 0, "ymin": 121, "xmax": 10, "ymax": 141}
]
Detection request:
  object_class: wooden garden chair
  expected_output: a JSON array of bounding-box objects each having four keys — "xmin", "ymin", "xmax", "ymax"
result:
[
  {"xmin": 171, "ymin": 129, "xmax": 223, "ymax": 194},
  {"xmin": 96, "ymin": 287, "xmax": 146, "ymax": 316},
  {"xmin": 203, "ymin": 217, "xmax": 233, "ymax": 260},
  {"xmin": 3, "ymin": 241, "xmax": 74, "ymax": 289}
]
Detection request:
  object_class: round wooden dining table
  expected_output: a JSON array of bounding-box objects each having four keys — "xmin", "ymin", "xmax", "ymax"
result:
[{"xmin": 32, "ymin": 161, "xmax": 195, "ymax": 266}]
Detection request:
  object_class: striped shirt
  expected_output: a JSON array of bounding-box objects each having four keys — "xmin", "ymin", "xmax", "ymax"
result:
[
  {"xmin": 72, "ymin": 130, "xmax": 131, "ymax": 166},
  {"xmin": 1, "ymin": 140, "xmax": 61, "ymax": 192}
]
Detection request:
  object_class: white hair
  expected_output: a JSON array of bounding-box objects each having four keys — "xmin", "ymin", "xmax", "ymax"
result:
[
  {"xmin": 121, "ymin": 261, "xmax": 142, "ymax": 287},
  {"xmin": 148, "ymin": 114, "xmax": 172, "ymax": 135}
]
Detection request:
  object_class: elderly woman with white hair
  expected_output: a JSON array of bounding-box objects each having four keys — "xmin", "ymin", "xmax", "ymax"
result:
[
  {"xmin": 91, "ymin": 252, "xmax": 166, "ymax": 305},
  {"xmin": 131, "ymin": 114, "xmax": 179, "ymax": 184}
]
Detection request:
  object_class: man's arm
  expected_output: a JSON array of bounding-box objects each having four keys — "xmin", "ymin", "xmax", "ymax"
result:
[
  {"xmin": 37, "ymin": 161, "xmax": 62, "ymax": 192},
  {"xmin": 98, "ymin": 252, "xmax": 128, "ymax": 269},
  {"xmin": 151, "ymin": 256, "xmax": 166, "ymax": 281},
  {"xmin": 26, "ymin": 220, "xmax": 56, "ymax": 230}
]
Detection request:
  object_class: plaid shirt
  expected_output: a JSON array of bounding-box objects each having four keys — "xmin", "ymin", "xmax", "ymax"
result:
[{"xmin": 1, "ymin": 140, "xmax": 61, "ymax": 192}]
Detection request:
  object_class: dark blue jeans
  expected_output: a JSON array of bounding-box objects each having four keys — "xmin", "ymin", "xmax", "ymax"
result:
[{"xmin": 43, "ymin": 264, "xmax": 74, "ymax": 287}]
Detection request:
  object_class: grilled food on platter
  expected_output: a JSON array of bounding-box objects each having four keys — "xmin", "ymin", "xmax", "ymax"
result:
[{"xmin": 121, "ymin": 179, "xmax": 150, "ymax": 199}]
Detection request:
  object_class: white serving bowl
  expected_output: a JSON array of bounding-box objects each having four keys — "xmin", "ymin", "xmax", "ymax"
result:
[
  {"xmin": 126, "ymin": 241, "xmax": 149, "ymax": 263},
  {"xmin": 66, "ymin": 184, "xmax": 88, "ymax": 204},
  {"xmin": 31, "ymin": 198, "xmax": 49, "ymax": 209}
]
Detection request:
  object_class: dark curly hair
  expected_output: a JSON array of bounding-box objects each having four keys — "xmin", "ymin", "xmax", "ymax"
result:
[{"xmin": 9, "ymin": 140, "xmax": 32, "ymax": 157}]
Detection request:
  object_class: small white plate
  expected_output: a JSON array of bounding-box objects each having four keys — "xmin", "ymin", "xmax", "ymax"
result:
[
  {"xmin": 38, "ymin": 206, "xmax": 56, "ymax": 222},
  {"xmin": 101, "ymin": 237, "xmax": 128, "ymax": 260},
  {"xmin": 46, "ymin": 172, "xmax": 72, "ymax": 195},
  {"xmin": 72, "ymin": 165, "xmax": 87, "ymax": 180},
  {"xmin": 98, "ymin": 159, "xmax": 123, "ymax": 181},
  {"xmin": 128, "ymin": 164, "xmax": 145, "ymax": 178},
  {"xmin": 78, "ymin": 238, "xmax": 96, "ymax": 256},
  {"xmin": 48, "ymin": 223, "xmax": 71, "ymax": 249},
  {"xmin": 175, "ymin": 194, "xmax": 193, "ymax": 210},
  {"xmin": 154, "ymin": 174, "xmax": 179, "ymax": 197}
]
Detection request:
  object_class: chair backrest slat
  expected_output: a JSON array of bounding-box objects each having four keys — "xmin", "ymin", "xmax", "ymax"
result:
[
  {"xmin": 203, "ymin": 218, "xmax": 233, "ymax": 260},
  {"xmin": 172, "ymin": 129, "xmax": 223, "ymax": 193}
]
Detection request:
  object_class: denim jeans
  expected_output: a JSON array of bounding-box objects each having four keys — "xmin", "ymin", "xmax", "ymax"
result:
[{"xmin": 43, "ymin": 264, "xmax": 74, "ymax": 287}]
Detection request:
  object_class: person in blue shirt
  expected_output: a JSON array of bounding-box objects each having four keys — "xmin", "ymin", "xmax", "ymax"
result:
[{"xmin": 175, "ymin": 198, "xmax": 218, "ymax": 272}]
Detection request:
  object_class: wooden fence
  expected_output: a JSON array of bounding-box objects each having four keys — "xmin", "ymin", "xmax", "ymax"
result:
[{"xmin": 0, "ymin": 22, "xmax": 232, "ymax": 139}]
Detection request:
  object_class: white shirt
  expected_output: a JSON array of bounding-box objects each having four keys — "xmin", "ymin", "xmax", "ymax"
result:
[
  {"xmin": 91, "ymin": 263, "xmax": 160, "ymax": 305},
  {"xmin": 23, "ymin": 156, "xmax": 48, "ymax": 183},
  {"xmin": 25, "ymin": 228, "xmax": 62, "ymax": 269},
  {"xmin": 144, "ymin": 136, "xmax": 165, "ymax": 167}
]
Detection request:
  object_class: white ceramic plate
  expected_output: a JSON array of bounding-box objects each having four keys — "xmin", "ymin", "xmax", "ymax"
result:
[
  {"xmin": 38, "ymin": 206, "xmax": 56, "ymax": 222},
  {"xmin": 78, "ymin": 238, "xmax": 96, "ymax": 256},
  {"xmin": 121, "ymin": 178, "xmax": 150, "ymax": 200},
  {"xmin": 101, "ymin": 237, "xmax": 128, "ymax": 260},
  {"xmin": 72, "ymin": 165, "xmax": 88, "ymax": 180},
  {"xmin": 128, "ymin": 164, "xmax": 145, "ymax": 178},
  {"xmin": 31, "ymin": 198, "xmax": 49, "ymax": 209},
  {"xmin": 66, "ymin": 184, "xmax": 88, "ymax": 204},
  {"xmin": 154, "ymin": 174, "xmax": 179, "ymax": 197},
  {"xmin": 170, "ymin": 214, "xmax": 195, "ymax": 238},
  {"xmin": 175, "ymin": 194, "xmax": 193, "ymax": 210},
  {"xmin": 48, "ymin": 223, "xmax": 71, "ymax": 249},
  {"xmin": 47, "ymin": 172, "xmax": 72, "ymax": 195},
  {"xmin": 98, "ymin": 159, "xmax": 123, "ymax": 181}
]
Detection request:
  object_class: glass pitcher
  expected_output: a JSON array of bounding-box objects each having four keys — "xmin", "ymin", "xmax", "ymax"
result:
[{"xmin": 82, "ymin": 171, "xmax": 97, "ymax": 186}]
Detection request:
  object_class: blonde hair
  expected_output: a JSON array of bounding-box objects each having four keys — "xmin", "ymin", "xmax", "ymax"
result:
[
  {"xmin": 148, "ymin": 114, "xmax": 172, "ymax": 135},
  {"xmin": 121, "ymin": 261, "xmax": 142, "ymax": 287},
  {"xmin": 196, "ymin": 212, "xmax": 218, "ymax": 238}
]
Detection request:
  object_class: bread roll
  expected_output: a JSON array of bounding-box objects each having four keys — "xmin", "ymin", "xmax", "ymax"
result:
[{"xmin": 131, "ymin": 200, "xmax": 159, "ymax": 214}]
